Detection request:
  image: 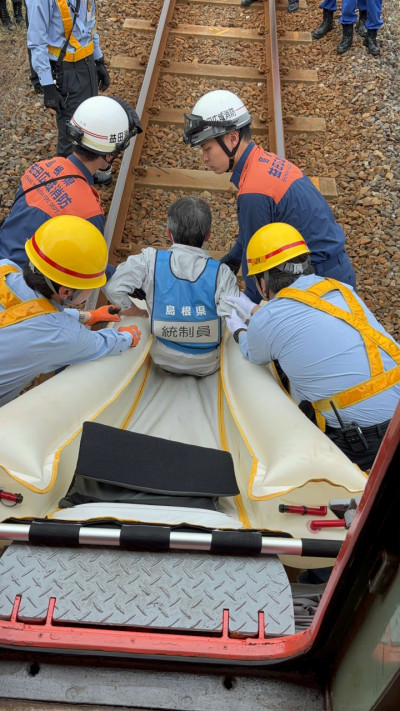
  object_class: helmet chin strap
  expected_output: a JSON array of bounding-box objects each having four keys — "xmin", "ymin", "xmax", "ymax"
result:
[
  {"xmin": 43, "ymin": 274, "xmax": 82, "ymax": 305},
  {"xmin": 62, "ymin": 289, "xmax": 82, "ymax": 306},
  {"xmin": 29, "ymin": 262, "xmax": 81, "ymax": 305},
  {"xmin": 216, "ymin": 129, "xmax": 243, "ymax": 172},
  {"xmin": 97, "ymin": 155, "xmax": 116, "ymax": 172}
]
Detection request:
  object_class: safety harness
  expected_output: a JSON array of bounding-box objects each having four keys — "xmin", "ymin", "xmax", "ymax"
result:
[
  {"xmin": 276, "ymin": 278, "xmax": 400, "ymax": 430},
  {"xmin": 0, "ymin": 266, "xmax": 57, "ymax": 329},
  {"xmin": 48, "ymin": 0, "xmax": 94, "ymax": 63}
]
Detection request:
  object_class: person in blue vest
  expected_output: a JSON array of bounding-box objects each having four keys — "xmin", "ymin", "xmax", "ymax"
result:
[
  {"xmin": 313, "ymin": 0, "xmax": 382, "ymax": 56},
  {"xmin": 103, "ymin": 197, "xmax": 240, "ymax": 377}
]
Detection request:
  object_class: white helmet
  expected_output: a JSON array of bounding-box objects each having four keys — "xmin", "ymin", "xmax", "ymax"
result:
[
  {"xmin": 183, "ymin": 90, "xmax": 252, "ymax": 147},
  {"xmin": 67, "ymin": 95, "xmax": 142, "ymax": 157}
]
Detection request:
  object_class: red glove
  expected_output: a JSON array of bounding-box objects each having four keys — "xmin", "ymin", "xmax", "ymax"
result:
[
  {"xmin": 86, "ymin": 305, "xmax": 121, "ymax": 326},
  {"xmin": 118, "ymin": 325, "xmax": 141, "ymax": 347}
]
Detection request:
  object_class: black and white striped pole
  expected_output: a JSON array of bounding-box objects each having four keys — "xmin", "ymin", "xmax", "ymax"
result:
[{"xmin": 0, "ymin": 522, "xmax": 342, "ymax": 558}]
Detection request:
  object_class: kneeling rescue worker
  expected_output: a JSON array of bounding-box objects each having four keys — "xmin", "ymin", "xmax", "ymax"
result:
[
  {"xmin": 183, "ymin": 90, "xmax": 356, "ymax": 304},
  {"xmin": 0, "ymin": 95, "xmax": 142, "ymax": 274},
  {"xmin": 0, "ymin": 215, "xmax": 141, "ymax": 407},
  {"xmin": 225, "ymin": 223, "xmax": 400, "ymax": 470}
]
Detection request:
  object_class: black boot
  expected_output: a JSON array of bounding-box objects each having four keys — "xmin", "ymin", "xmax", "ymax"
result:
[
  {"xmin": 288, "ymin": 0, "xmax": 299, "ymax": 13},
  {"xmin": 13, "ymin": 1, "xmax": 25, "ymax": 26},
  {"xmin": 312, "ymin": 9, "xmax": 334, "ymax": 39},
  {"xmin": 0, "ymin": 1, "xmax": 14, "ymax": 29},
  {"xmin": 337, "ymin": 23, "xmax": 353, "ymax": 53},
  {"xmin": 364, "ymin": 29, "xmax": 380, "ymax": 55},
  {"xmin": 356, "ymin": 10, "xmax": 367, "ymax": 38}
]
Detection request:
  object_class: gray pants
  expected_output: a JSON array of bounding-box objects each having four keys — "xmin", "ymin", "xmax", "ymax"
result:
[{"xmin": 52, "ymin": 55, "xmax": 98, "ymax": 157}]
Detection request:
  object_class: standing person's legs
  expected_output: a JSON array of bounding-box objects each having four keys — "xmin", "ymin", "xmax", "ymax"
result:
[
  {"xmin": 313, "ymin": 0, "xmax": 337, "ymax": 39},
  {"xmin": 12, "ymin": 0, "xmax": 25, "ymax": 25},
  {"xmin": 340, "ymin": 0, "xmax": 358, "ymax": 24},
  {"xmin": 337, "ymin": 0, "xmax": 357, "ymax": 53},
  {"xmin": 363, "ymin": 0, "xmax": 383, "ymax": 55},
  {"xmin": 54, "ymin": 56, "xmax": 98, "ymax": 157},
  {"xmin": 318, "ymin": 0, "xmax": 337, "ymax": 11},
  {"xmin": 0, "ymin": 0, "xmax": 14, "ymax": 29},
  {"xmin": 365, "ymin": 0, "xmax": 383, "ymax": 29},
  {"xmin": 24, "ymin": 1, "xmax": 42, "ymax": 93},
  {"xmin": 356, "ymin": 0, "xmax": 368, "ymax": 37}
]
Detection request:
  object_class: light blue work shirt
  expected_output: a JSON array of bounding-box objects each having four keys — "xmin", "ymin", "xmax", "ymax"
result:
[
  {"xmin": 26, "ymin": 0, "xmax": 102, "ymax": 86},
  {"xmin": 238, "ymin": 275, "xmax": 400, "ymax": 428},
  {"xmin": 0, "ymin": 261, "xmax": 132, "ymax": 407}
]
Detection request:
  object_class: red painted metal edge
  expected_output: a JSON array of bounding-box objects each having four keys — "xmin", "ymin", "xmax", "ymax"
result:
[
  {"xmin": 0, "ymin": 404, "xmax": 398, "ymax": 663},
  {"xmin": 0, "ymin": 596, "xmax": 312, "ymax": 662},
  {"xmin": 308, "ymin": 400, "xmax": 400, "ymax": 636}
]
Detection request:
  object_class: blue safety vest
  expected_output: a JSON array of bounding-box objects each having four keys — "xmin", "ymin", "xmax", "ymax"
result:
[{"xmin": 151, "ymin": 251, "xmax": 221, "ymax": 353}]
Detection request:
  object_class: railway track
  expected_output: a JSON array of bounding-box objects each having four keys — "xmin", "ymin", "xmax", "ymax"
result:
[{"xmin": 101, "ymin": 0, "xmax": 338, "ymax": 278}]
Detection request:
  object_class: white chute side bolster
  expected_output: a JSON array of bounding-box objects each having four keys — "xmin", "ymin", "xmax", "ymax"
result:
[
  {"xmin": 221, "ymin": 332, "xmax": 368, "ymax": 541},
  {"xmin": 0, "ymin": 318, "xmax": 152, "ymax": 518}
]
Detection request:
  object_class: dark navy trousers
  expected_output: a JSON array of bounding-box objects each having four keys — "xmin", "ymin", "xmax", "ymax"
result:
[{"xmin": 319, "ymin": 0, "xmax": 383, "ymax": 29}]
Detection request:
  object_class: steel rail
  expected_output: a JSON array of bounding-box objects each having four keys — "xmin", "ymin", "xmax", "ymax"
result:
[
  {"xmin": 106, "ymin": 0, "xmax": 177, "ymax": 261},
  {"xmin": 85, "ymin": 0, "xmax": 176, "ymax": 312},
  {"xmin": 264, "ymin": 0, "xmax": 285, "ymax": 157}
]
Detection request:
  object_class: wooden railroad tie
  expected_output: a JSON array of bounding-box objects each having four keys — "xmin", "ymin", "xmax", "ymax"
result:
[
  {"xmin": 112, "ymin": 57, "xmax": 318, "ymax": 86},
  {"xmin": 122, "ymin": 19, "xmax": 312, "ymax": 46},
  {"xmin": 134, "ymin": 167, "xmax": 338, "ymax": 200},
  {"xmin": 178, "ymin": 0, "xmax": 308, "ymax": 8}
]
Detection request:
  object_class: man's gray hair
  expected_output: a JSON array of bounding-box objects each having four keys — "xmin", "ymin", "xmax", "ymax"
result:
[{"xmin": 167, "ymin": 197, "xmax": 212, "ymax": 248}]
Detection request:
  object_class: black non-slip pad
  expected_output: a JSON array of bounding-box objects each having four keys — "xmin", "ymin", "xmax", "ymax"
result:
[{"xmin": 75, "ymin": 421, "xmax": 239, "ymax": 498}]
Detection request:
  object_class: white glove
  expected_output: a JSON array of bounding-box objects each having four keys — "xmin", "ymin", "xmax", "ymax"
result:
[
  {"xmin": 225, "ymin": 309, "xmax": 247, "ymax": 335},
  {"xmin": 226, "ymin": 292, "xmax": 256, "ymax": 317}
]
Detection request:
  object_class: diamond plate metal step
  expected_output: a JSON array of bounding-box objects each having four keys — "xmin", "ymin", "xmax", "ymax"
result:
[{"xmin": 0, "ymin": 543, "xmax": 294, "ymax": 636}]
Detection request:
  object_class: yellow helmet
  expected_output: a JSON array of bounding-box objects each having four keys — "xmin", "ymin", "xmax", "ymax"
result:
[
  {"xmin": 25, "ymin": 216, "xmax": 108, "ymax": 289},
  {"xmin": 246, "ymin": 223, "xmax": 310, "ymax": 276}
]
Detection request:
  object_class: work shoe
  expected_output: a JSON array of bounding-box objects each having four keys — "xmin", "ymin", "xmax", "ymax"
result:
[
  {"xmin": 288, "ymin": 0, "xmax": 299, "ymax": 12},
  {"xmin": 0, "ymin": 4, "xmax": 14, "ymax": 29},
  {"xmin": 241, "ymin": 0, "xmax": 257, "ymax": 6},
  {"xmin": 312, "ymin": 9, "xmax": 334, "ymax": 39},
  {"xmin": 337, "ymin": 23, "xmax": 354, "ymax": 54},
  {"xmin": 13, "ymin": 1, "xmax": 25, "ymax": 25},
  {"xmin": 356, "ymin": 10, "xmax": 367, "ymax": 38},
  {"xmin": 94, "ymin": 168, "xmax": 113, "ymax": 186},
  {"xmin": 364, "ymin": 29, "xmax": 380, "ymax": 55}
]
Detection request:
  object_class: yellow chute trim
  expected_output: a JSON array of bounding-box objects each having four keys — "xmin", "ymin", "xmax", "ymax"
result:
[{"xmin": 217, "ymin": 370, "xmax": 251, "ymax": 529}]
